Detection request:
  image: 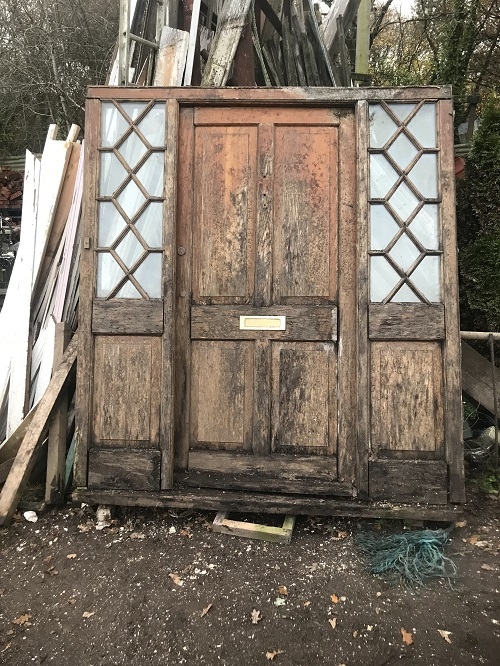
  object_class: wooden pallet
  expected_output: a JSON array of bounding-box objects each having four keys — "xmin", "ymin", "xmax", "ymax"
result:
[{"xmin": 212, "ymin": 511, "xmax": 296, "ymax": 544}]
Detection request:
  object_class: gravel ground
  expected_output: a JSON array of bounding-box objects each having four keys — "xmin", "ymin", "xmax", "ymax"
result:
[{"xmin": 0, "ymin": 494, "xmax": 499, "ymax": 666}]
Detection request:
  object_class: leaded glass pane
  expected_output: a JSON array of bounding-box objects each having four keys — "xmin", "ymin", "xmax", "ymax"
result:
[
  {"xmin": 116, "ymin": 231, "xmax": 145, "ymax": 268},
  {"xmin": 388, "ymin": 103, "xmax": 417, "ymax": 122},
  {"xmin": 409, "ymin": 205, "xmax": 439, "ymax": 250},
  {"xmin": 370, "ymin": 205, "xmax": 400, "ymax": 250},
  {"xmin": 388, "ymin": 233, "xmax": 421, "ymax": 271},
  {"xmin": 99, "ymin": 152, "xmax": 127, "ymax": 196},
  {"xmin": 133, "ymin": 253, "xmax": 162, "ymax": 298},
  {"xmin": 391, "ymin": 283, "xmax": 421, "ymax": 302},
  {"xmin": 370, "ymin": 256, "xmax": 401, "ymax": 302},
  {"xmin": 137, "ymin": 152, "xmax": 164, "ymax": 197},
  {"xmin": 137, "ymin": 103, "xmax": 166, "ymax": 146},
  {"xmin": 387, "ymin": 133, "xmax": 419, "ymax": 170},
  {"xmin": 97, "ymin": 253, "xmax": 125, "ymax": 297},
  {"xmin": 369, "ymin": 105, "xmax": 398, "ymax": 148},
  {"xmin": 101, "ymin": 103, "xmax": 128, "ymax": 147},
  {"xmin": 370, "ymin": 154, "xmax": 399, "ymax": 198},
  {"xmin": 407, "ymin": 104, "xmax": 436, "ymax": 148},
  {"xmin": 117, "ymin": 131, "xmax": 148, "ymax": 169},
  {"xmin": 115, "ymin": 280, "xmax": 142, "ymax": 298},
  {"xmin": 117, "ymin": 180, "xmax": 147, "ymax": 219},
  {"xmin": 98, "ymin": 202, "xmax": 127, "ymax": 247},
  {"xmin": 410, "ymin": 256, "xmax": 441, "ymax": 302},
  {"xmin": 388, "ymin": 182, "xmax": 419, "ymax": 220},
  {"xmin": 135, "ymin": 202, "xmax": 163, "ymax": 247},
  {"xmin": 120, "ymin": 101, "xmax": 149, "ymax": 121},
  {"xmin": 408, "ymin": 154, "xmax": 438, "ymax": 198}
]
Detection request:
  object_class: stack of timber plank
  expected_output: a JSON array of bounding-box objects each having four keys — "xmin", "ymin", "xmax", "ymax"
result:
[
  {"xmin": 0, "ymin": 168, "xmax": 23, "ymax": 211},
  {"xmin": 114, "ymin": 0, "xmax": 361, "ymax": 88},
  {"xmin": 0, "ymin": 125, "xmax": 83, "ymax": 524}
]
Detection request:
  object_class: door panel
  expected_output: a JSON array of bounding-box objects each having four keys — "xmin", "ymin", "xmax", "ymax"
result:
[
  {"xmin": 193, "ymin": 125, "xmax": 257, "ymax": 303},
  {"xmin": 273, "ymin": 125, "xmax": 338, "ymax": 301},
  {"xmin": 190, "ymin": 340, "xmax": 254, "ymax": 451},
  {"xmin": 92, "ymin": 336, "xmax": 161, "ymax": 447},
  {"xmin": 370, "ymin": 341, "xmax": 444, "ymax": 455},
  {"xmin": 271, "ymin": 342, "xmax": 337, "ymax": 455}
]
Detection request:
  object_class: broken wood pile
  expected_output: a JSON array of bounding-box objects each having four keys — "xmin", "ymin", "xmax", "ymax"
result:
[
  {"xmin": 0, "ymin": 125, "xmax": 83, "ymax": 525},
  {"xmin": 0, "ymin": 169, "xmax": 23, "ymax": 210},
  {"xmin": 113, "ymin": 0, "xmax": 361, "ymax": 88}
]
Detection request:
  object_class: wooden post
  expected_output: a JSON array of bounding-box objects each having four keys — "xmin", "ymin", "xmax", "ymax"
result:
[
  {"xmin": 355, "ymin": 0, "xmax": 370, "ymax": 76},
  {"xmin": 45, "ymin": 322, "xmax": 71, "ymax": 504},
  {"xmin": 0, "ymin": 336, "xmax": 77, "ymax": 527},
  {"xmin": 118, "ymin": 0, "xmax": 131, "ymax": 85},
  {"xmin": 232, "ymin": 17, "xmax": 256, "ymax": 85}
]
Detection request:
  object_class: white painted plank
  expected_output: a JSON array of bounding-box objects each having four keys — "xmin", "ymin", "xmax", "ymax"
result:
[
  {"xmin": 153, "ymin": 27, "xmax": 189, "ymax": 86},
  {"xmin": 31, "ymin": 127, "xmax": 75, "ymax": 293},
  {"xmin": 183, "ymin": 0, "xmax": 202, "ymax": 85},
  {"xmin": 321, "ymin": 0, "xmax": 360, "ymax": 52},
  {"xmin": 0, "ymin": 152, "xmax": 40, "ymax": 437},
  {"xmin": 53, "ymin": 142, "xmax": 85, "ymax": 323}
]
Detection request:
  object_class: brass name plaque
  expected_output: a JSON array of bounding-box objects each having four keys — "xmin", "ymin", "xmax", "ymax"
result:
[{"xmin": 239, "ymin": 315, "xmax": 286, "ymax": 331}]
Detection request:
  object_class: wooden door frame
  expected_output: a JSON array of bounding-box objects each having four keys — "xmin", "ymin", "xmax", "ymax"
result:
[{"xmin": 75, "ymin": 86, "xmax": 461, "ymax": 507}]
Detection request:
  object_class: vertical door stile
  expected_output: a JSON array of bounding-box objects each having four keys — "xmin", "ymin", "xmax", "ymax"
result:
[
  {"xmin": 161, "ymin": 98, "xmax": 180, "ymax": 489},
  {"xmin": 439, "ymin": 99, "xmax": 464, "ymax": 503},
  {"xmin": 337, "ymin": 111, "xmax": 357, "ymax": 489},
  {"xmin": 174, "ymin": 107, "xmax": 194, "ymax": 472},
  {"xmin": 74, "ymin": 98, "xmax": 100, "ymax": 488},
  {"xmin": 356, "ymin": 100, "xmax": 370, "ymax": 499},
  {"xmin": 253, "ymin": 122, "xmax": 274, "ymax": 456}
]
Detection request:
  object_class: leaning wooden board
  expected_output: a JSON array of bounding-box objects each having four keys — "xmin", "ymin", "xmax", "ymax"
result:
[{"xmin": 0, "ymin": 336, "xmax": 77, "ymax": 527}]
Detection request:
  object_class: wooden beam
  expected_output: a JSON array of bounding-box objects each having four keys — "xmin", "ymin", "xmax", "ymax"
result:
[
  {"xmin": 0, "ymin": 407, "xmax": 37, "ymax": 465},
  {"xmin": 232, "ymin": 17, "xmax": 256, "ymax": 85},
  {"xmin": 118, "ymin": 0, "xmax": 131, "ymax": 85},
  {"xmin": 201, "ymin": 0, "xmax": 253, "ymax": 86},
  {"xmin": 355, "ymin": 0, "xmax": 370, "ymax": 75},
  {"xmin": 213, "ymin": 512, "xmax": 296, "ymax": 543},
  {"xmin": 462, "ymin": 341, "xmax": 500, "ymax": 415},
  {"xmin": 0, "ymin": 336, "xmax": 77, "ymax": 526},
  {"xmin": 45, "ymin": 322, "xmax": 71, "ymax": 504}
]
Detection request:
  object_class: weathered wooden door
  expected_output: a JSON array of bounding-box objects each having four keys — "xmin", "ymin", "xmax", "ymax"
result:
[{"xmin": 174, "ymin": 106, "xmax": 357, "ymax": 496}]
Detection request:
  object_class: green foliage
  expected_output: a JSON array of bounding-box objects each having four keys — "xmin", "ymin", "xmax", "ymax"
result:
[
  {"xmin": 457, "ymin": 98, "xmax": 500, "ymax": 331},
  {"xmin": 471, "ymin": 467, "xmax": 500, "ymax": 495}
]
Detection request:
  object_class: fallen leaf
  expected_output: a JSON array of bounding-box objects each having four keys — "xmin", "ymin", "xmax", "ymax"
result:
[
  {"xmin": 455, "ymin": 520, "xmax": 467, "ymax": 528},
  {"xmin": 266, "ymin": 650, "xmax": 284, "ymax": 660},
  {"xmin": 481, "ymin": 563, "xmax": 495, "ymax": 571},
  {"xmin": 274, "ymin": 597, "xmax": 286, "ymax": 606},
  {"xmin": 438, "ymin": 629, "xmax": 452, "ymax": 644},
  {"xmin": 303, "ymin": 601, "xmax": 311, "ymax": 607},
  {"xmin": 169, "ymin": 573, "xmax": 183, "ymax": 586},
  {"xmin": 277, "ymin": 585, "xmax": 288, "ymax": 596},
  {"xmin": 340, "ymin": 596, "xmax": 346, "ymax": 602},
  {"xmin": 329, "ymin": 618, "xmax": 337, "ymax": 630},
  {"xmin": 251, "ymin": 609, "xmax": 262, "ymax": 624},
  {"xmin": 1, "ymin": 643, "xmax": 11, "ymax": 652},
  {"xmin": 66, "ymin": 553, "xmax": 77, "ymax": 559},
  {"xmin": 77, "ymin": 523, "xmax": 91, "ymax": 533},
  {"xmin": 168, "ymin": 526, "xmax": 176, "ymax": 534},
  {"xmin": 366, "ymin": 625, "xmax": 373, "ymax": 632},
  {"xmin": 330, "ymin": 594, "xmax": 339, "ymax": 604},
  {"xmin": 68, "ymin": 599, "xmax": 77, "ymax": 605},
  {"xmin": 352, "ymin": 630, "xmax": 358, "ymax": 638},
  {"xmin": 12, "ymin": 614, "xmax": 31, "ymax": 625},
  {"xmin": 82, "ymin": 611, "xmax": 95, "ymax": 618},
  {"xmin": 130, "ymin": 532, "xmax": 146, "ymax": 540},
  {"xmin": 200, "ymin": 604, "xmax": 212, "ymax": 618},
  {"xmin": 6, "ymin": 630, "xmax": 13, "ymax": 636},
  {"xmin": 375, "ymin": 607, "xmax": 382, "ymax": 615},
  {"xmin": 468, "ymin": 535, "xmax": 479, "ymax": 545},
  {"xmin": 376, "ymin": 592, "xmax": 382, "ymax": 597},
  {"xmin": 401, "ymin": 628, "xmax": 413, "ymax": 645}
]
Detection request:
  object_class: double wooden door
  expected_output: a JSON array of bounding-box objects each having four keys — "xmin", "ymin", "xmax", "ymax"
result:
[{"xmin": 174, "ymin": 106, "xmax": 357, "ymax": 496}]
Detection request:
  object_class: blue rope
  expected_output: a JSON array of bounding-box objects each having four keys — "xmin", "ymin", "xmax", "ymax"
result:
[{"xmin": 355, "ymin": 529, "xmax": 457, "ymax": 586}]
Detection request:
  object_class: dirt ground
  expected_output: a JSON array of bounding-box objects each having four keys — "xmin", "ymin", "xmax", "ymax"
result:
[{"xmin": 1, "ymin": 490, "xmax": 499, "ymax": 666}]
